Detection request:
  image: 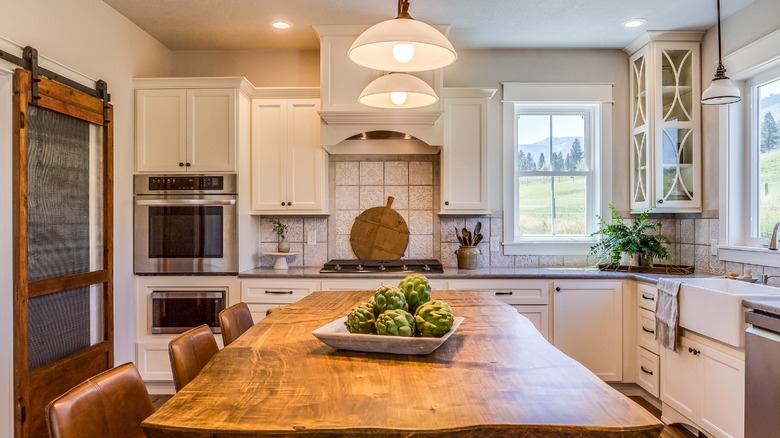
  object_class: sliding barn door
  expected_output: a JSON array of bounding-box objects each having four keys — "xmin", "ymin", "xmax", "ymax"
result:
[{"xmin": 13, "ymin": 69, "xmax": 113, "ymax": 438}]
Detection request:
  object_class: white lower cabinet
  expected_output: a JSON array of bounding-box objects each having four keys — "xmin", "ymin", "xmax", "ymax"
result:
[
  {"xmin": 446, "ymin": 279, "xmax": 550, "ymax": 340},
  {"xmin": 636, "ymin": 282, "xmax": 660, "ymax": 397},
  {"xmin": 661, "ymin": 333, "xmax": 745, "ymax": 438},
  {"xmin": 552, "ymin": 280, "xmax": 623, "ymax": 382},
  {"xmin": 241, "ymin": 279, "xmax": 317, "ymax": 322}
]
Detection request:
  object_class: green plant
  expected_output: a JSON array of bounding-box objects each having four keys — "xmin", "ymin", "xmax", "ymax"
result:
[
  {"xmin": 268, "ymin": 218, "xmax": 287, "ymax": 239},
  {"xmin": 589, "ymin": 205, "xmax": 671, "ymax": 267}
]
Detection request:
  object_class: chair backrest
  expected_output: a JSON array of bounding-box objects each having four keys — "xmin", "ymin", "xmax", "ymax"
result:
[
  {"xmin": 219, "ymin": 302, "xmax": 255, "ymax": 346},
  {"xmin": 46, "ymin": 362, "xmax": 155, "ymax": 438},
  {"xmin": 168, "ymin": 324, "xmax": 219, "ymax": 392}
]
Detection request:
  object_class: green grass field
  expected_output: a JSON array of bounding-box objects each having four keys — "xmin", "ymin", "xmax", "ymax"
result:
[
  {"xmin": 518, "ymin": 176, "xmax": 587, "ymax": 235},
  {"xmin": 760, "ymin": 150, "xmax": 780, "ymax": 237}
]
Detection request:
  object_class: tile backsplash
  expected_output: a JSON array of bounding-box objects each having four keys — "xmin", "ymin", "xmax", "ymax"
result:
[{"xmin": 253, "ymin": 155, "xmax": 775, "ymax": 280}]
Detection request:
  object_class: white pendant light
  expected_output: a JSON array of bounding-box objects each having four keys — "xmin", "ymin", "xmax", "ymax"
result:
[
  {"xmin": 349, "ymin": 0, "xmax": 457, "ymax": 72},
  {"xmin": 358, "ymin": 73, "xmax": 438, "ymax": 109},
  {"xmin": 701, "ymin": 0, "xmax": 741, "ymax": 105}
]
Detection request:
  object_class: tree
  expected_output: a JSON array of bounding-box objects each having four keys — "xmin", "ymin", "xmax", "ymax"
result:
[
  {"xmin": 526, "ymin": 152, "xmax": 537, "ymax": 171},
  {"xmin": 565, "ymin": 152, "xmax": 573, "ymax": 171},
  {"xmin": 760, "ymin": 112, "xmax": 780, "ymax": 153},
  {"xmin": 537, "ymin": 152, "xmax": 546, "ymax": 170},
  {"xmin": 551, "ymin": 152, "xmax": 564, "ymax": 171},
  {"xmin": 569, "ymin": 138, "xmax": 584, "ymax": 169}
]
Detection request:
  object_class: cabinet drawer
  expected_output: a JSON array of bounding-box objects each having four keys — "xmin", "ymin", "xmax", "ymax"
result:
[
  {"xmin": 242, "ymin": 280, "xmax": 315, "ymax": 304},
  {"xmin": 637, "ymin": 283, "xmax": 657, "ymax": 312},
  {"xmin": 638, "ymin": 308, "xmax": 659, "ymax": 354},
  {"xmin": 637, "ymin": 347, "xmax": 660, "ymax": 397},
  {"xmin": 447, "ymin": 279, "xmax": 550, "ymax": 305}
]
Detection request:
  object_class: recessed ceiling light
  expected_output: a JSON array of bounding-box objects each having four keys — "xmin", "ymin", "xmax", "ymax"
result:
[
  {"xmin": 623, "ymin": 18, "xmax": 647, "ymax": 28},
  {"xmin": 271, "ymin": 21, "xmax": 292, "ymax": 30}
]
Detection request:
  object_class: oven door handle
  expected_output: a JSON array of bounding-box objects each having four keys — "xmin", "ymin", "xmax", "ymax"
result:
[{"xmin": 135, "ymin": 199, "xmax": 236, "ymax": 206}]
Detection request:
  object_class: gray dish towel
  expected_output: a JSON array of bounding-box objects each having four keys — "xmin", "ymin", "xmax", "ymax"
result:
[{"xmin": 655, "ymin": 278, "xmax": 682, "ymax": 352}]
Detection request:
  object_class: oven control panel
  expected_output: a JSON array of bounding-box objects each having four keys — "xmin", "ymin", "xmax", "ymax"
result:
[{"xmin": 148, "ymin": 176, "xmax": 224, "ymax": 191}]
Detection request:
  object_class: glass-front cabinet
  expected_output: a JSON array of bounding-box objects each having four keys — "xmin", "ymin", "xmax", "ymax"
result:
[{"xmin": 627, "ymin": 33, "xmax": 702, "ymax": 213}]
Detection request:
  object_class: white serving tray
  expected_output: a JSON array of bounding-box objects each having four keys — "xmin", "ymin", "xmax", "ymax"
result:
[{"xmin": 312, "ymin": 316, "xmax": 464, "ymax": 355}]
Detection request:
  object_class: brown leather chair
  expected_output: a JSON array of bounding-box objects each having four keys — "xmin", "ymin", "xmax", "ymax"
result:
[
  {"xmin": 46, "ymin": 362, "xmax": 155, "ymax": 438},
  {"xmin": 168, "ymin": 324, "xmax": 219, "ymax": 392},
  {"xmin": 218, "ymin": 302, "xmax": 255, "ymax": 346}
]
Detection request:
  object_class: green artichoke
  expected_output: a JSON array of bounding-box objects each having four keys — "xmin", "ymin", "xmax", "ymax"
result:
[
  {"xmin": 376, "ymin": 309, "xmax": 415, "ymax": 337},
  {"xmin": 373, "ymin": 285, "xmax": 408, "ymax": 314},
  {"xmin": 397, "ymin": 273, "xmax": 432, "ymax": 314},
  {"xmin": 414, "ymin": 300, "xmax": 454, "ymax": 338},
  {"xmin": 345, "ymin": 302, "xmax": 377, "ymax": 334}
]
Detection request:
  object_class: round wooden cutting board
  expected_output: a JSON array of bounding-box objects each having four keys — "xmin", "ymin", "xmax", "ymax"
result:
[{"xmin": 350, "ymin": 196, "xmax": 409, "ymax": 260}]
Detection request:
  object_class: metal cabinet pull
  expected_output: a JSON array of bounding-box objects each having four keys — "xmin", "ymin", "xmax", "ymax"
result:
[
  {"xmin": 641, "ymin": 294, "xmax": 655, "ymax": 301},
  {"xmin": 265, "ymin": 290, "xmax": 294, "ymax": 295},
  {"xmin": 642, "ymin": 326, "xmax": 655, "ymax": 334},
  {"xmin": 495, "ymin": 291, "xmax": 513, "ymax": 296},
  {"xmin": 640, "ymin": 366, "xmax": 654, "ymax": 375}
]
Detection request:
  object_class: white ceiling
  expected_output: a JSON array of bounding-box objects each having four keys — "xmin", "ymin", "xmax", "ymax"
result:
[{"xmin": 102, "ymin": 0, "xmax": 755, "ymax": 51}]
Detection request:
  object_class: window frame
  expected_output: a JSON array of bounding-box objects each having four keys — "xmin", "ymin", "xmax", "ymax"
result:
[
  {"xmin": 717, "ymin": 28, "xmax": 780, "ymax": 268},
  {"xmin": 501, "ymin": 82, "xmax": 613, "ymax": 256}
]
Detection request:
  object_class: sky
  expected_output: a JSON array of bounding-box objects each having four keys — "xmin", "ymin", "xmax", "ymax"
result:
[{"xmin": 517, "ymin": 114, "xmax": 584, "ymax": 146}]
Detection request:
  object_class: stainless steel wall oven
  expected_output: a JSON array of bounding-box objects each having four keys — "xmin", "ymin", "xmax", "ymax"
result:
[{"xmin": 134, "ymin": 174, "xmax": 237, "ymax": 274}]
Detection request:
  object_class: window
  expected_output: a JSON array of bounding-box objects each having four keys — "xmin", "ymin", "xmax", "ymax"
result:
[
  {"xmin": 515, "ymin": 106, "xmax": 594, "ymax": 237},
  {"xmin": 502, "ymin": 83, "xmax": 612, "ymax": 256},
  {"xmin": 751, "ymin": 74, "xmax": 780, "ymax": 242}
]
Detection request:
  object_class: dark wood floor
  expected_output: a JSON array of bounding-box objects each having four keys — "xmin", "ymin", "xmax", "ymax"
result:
[{"xmin": 151, "ymin": 394, "xmax": 697, "ymax": 437}]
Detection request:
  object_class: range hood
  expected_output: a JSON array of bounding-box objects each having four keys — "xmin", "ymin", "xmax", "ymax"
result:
[{"xmin": 314, "ymin": 25, "xmax": 445, "ymax": 155}]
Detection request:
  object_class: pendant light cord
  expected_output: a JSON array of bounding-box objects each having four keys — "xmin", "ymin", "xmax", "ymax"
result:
[
  {"xmin": 397, "ymin": 0, "xmax": 412, "ymax": 19},
  {"xmin": 714, "ymin": 0, "xmax": 728, "ymax": 79}
]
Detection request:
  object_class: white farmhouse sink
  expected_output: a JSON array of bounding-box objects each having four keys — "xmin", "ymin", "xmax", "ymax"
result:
[{"xmin": 678, "ymin": 278, "xmax": 780, "ymax": 347}]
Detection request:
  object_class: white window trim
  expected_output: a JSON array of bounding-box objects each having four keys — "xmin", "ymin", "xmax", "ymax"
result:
[
  {"xmin": 501, "ymin": 83, "xmax": 613, "ymax": 256},
  {"xmin": 718, "ymin": 28, "xmax": 780, "ymax": 267}
]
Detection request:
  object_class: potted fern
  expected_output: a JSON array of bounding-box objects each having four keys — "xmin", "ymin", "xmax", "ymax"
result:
[{"xmin": 589, "ymin": 205, "xmax": 671, "ymax": 268}]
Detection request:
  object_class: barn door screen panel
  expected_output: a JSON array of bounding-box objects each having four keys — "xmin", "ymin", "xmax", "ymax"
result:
[{"xmin": 13, "ymin": 67, "xmax": 113, "ymax": 438}]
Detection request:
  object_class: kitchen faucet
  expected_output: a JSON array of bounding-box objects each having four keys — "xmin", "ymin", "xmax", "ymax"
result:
[
  {"xmin": 770, "ymin": 222, "xmax": 780, "ymax": 250},
  {"xmin": 760, "ymin": 274, "xmax": 780, "ymax": 285}
]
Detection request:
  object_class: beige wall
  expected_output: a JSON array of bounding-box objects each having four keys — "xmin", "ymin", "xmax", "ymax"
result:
[
  {"xmin": 172, "ymin": 49, "xmax": 320, "ymax": 86},
  {"xmin": 0, "ymin": 0, "xmax": 172, "ymax": 431},
  {"xmin": 443, "ymin": 48, "xmax": 630, "ymax": 213}
]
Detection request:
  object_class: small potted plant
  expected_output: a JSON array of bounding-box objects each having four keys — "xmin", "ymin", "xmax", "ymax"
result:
[
  {"xmin": 269, "ymin": 218, "xmax": 289, "ymax": 253},
  {"xmin": 589, "ymin": 205, "xmax": 671, "ymax": 268}
]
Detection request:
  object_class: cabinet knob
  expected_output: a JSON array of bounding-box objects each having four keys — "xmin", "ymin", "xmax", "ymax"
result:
[
  {"xmin": 287, "ymin": 202, "xmax": 292, "ymax": 206},
  {"xmin": 658, "ymin": 199, "xmax": 664, "ymax": 204},
  {"xmin": 555, "ymin": 286, "xmax": 561, "ymax": 292},
  {"xmin": 688, "ymin": 347, "xmax": 700, "ymax": 355},
  {"xmin": 179, "ymin": 162, "xmax": 184, "ymax": 167},
  {"xmin": 445, "ymin": 201, "xmax": 449, "ymax": 206},
  {"xmin": 186, "ymin": 162, "xmax": 191, "ymax": 167},
  {"xmin": 281, "ymin": 202, "xmax": 285, "ymax": 206}
]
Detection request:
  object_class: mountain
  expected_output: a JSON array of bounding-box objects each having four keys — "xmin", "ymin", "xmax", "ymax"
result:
[{"xmin": 518, "ymin": 136, "xmax": 583, "ymax": 161}]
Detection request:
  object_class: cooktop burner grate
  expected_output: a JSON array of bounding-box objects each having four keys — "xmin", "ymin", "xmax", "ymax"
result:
[{"xmin": 320, "ymin": 259, "xmax": 443, "ymax": 274}]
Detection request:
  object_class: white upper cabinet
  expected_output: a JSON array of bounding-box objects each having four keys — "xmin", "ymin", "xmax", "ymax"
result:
[
  {"xmin": 626, "ymin": 32, "xmax": 702, "ymax": 213},
  {"xmin": 135, "ymin": 78, "xmax": 247, "ymax": 173},
  {"xmin": 250, "ymin": 98, "xmax": 328, "ymax": 214},
  {"xmin": 440, "ymin": 88, "xmax": 495, "ymax": 215}
]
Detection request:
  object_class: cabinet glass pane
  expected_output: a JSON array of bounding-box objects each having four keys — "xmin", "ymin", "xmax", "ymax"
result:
[
  {"xmin": 661, "ymin": 128, "xmax": 694, "ymax": 201},
  {"xmin": 632, "ymin": 56, "xmax": 647, "ymax": 129},
  {"xmin": 661, "ymin": 49, "xmax": 693, "ymax": 122},
  {"xmin": 633, "ymin": 132, "xmax": 648, "ymax": 203}
]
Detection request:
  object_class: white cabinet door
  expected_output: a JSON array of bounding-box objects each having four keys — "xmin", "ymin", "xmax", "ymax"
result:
[
  {"xmin": 661, "ymin": 334, "xmax": 745, "ymax": 438},
  {"xmin": 136, "ymin": 87, "xmax": 238, "ymax": 173},
  {"xmin": 552, "ymin": 280, "xmax": 623, "ymax": 381},
  {"xmin": 187, "ymin": 88, "xmax": 236, "ymax": 172},
  {"xmin": 136, "ymin": 89, "xmax": 187, "ymax": 172},
  {"xmin": 251, "ymin": 99, "xmax": 287, "ymax": 211},
  {"xmin": 250, "ymin": 98, "xmax": 326, "ymax": 214},
  {"xmin": 514, "ymin": 305, "xmax": 550, "ymax": 340},
  {"xmin": 440, "ymin": 89, "xmax": 494, "ymax": 215}
]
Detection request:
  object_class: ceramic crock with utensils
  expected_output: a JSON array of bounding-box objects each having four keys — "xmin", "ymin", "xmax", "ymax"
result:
[{"xmin": 455, "ymin": 221, "xmax": 484, "ymax": 269}]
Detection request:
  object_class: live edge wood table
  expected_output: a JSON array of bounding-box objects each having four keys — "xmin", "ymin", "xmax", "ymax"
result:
[{"xmin": 142, "ymin": 291, "xmax": 662, "ymax": 438}]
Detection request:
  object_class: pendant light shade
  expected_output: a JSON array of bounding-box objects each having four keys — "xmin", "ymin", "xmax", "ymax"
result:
[
  {"xmin": 358, "ymin": 73, "xmax": 438, "ymax": 109},
  {"xmin": 701, "ymin": 0, "xmax": 741, "ymax": 105},
  {"xmin": 349, "ymin": 0, "xmax": 457, "ymax": 72}
]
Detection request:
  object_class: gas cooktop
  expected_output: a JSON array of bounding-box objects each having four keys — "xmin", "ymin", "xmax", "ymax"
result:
[{"xmin": 320, "ymin": 259, "xmax": 443, "ymax": 274}]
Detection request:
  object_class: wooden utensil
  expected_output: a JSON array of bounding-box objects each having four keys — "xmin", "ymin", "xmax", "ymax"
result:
[
  {"xmin": 473, "ymin": 234, "xmax": 483, "ymax": 246},
  {"xmin": 473, "ymin": 221, "xmax": 482, "ymax": 238},
  {"xmin": 349, "ymin": 197, "xmax": 409, "ymax": 260},
  {"xmin": 454, "ymin": 226, "xmax": 465, "ymax": 246},
  {"xmin": 462, "ymin": 228, "xmax": 472, "ymax": 246}
]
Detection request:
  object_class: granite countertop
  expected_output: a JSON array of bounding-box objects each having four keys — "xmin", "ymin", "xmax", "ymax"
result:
[
  {"xmin": 743, "ymin": 298, "xmax": 780, "ymax": 317},
  {"xmin": 238, "ymin": 266, "xmax": 711, "ymax": 284}
]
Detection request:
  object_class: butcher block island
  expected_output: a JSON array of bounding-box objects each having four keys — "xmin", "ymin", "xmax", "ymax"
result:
[{"xmin": 142, "ymin": 291, "xmax": 662, "ymax": 437}]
